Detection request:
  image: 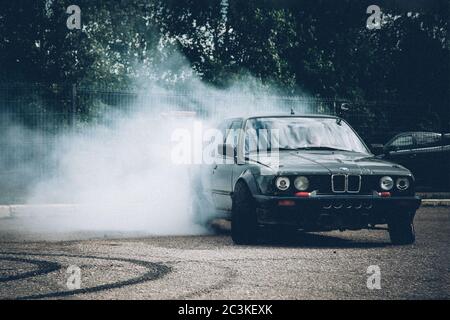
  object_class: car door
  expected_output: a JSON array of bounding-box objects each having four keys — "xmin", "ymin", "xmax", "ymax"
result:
[
  {"xmin": 412, "ymin": 132, "xmax": 444, "ymax": 190},
  {"xmin": 384, "ymin": 134, "xmax": 417, "ymax": 174},
  {"xmin": 211, "ymin": 119, "xmax": 242, "ymax": 211}
]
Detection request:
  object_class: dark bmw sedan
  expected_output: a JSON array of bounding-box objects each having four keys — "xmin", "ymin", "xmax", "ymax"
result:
[{"xmin": 199, "ymin": 115, "xmax": 421, "ymax": 245}]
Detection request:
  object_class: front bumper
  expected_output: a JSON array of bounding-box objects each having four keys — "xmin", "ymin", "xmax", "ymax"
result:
[{"xmin": 253, "ymin": 194, "xmax": 421, "ymax": 231}]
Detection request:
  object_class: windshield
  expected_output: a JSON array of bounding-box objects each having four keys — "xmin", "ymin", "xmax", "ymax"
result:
[{"xmin": 244, "ymin": 117, "xmax": 369, "ymax": 154}]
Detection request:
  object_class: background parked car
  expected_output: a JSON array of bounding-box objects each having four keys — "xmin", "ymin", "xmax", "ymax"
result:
[{"xmin": 374, "ymin": 132, "xmax": 450, "ymax": 191}]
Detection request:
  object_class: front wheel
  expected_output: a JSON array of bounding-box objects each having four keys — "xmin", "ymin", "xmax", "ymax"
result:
[
  {"xmin": 231, "ymin": 181, "xmax": 258, "ymax": 245},
  {"xmin": 388, "ymin": 213, "xmax": 416, "ymax": 245}
]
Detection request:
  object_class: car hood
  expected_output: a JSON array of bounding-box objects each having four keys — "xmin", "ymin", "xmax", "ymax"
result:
[{"xmin": 248, "ymin": 151, "xmax": 411, "ymax": 176}]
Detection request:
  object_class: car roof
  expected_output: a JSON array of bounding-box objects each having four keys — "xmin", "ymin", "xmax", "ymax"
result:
[
  {"xmin": 225, "ymin": 114, "xmax": 341, "ymax": 121},
  {"xmin": 398, "ymin": 131, "xmax": 441, "ymax": 135}
]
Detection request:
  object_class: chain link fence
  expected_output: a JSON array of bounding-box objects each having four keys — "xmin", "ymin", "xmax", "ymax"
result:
[
  {"xmin": 0, "ymin": 82, "xmax": 449, "ymax": 202},
  {"xmin": 74, "ymin": 85, "xmax": 448, "ymax": 144}
]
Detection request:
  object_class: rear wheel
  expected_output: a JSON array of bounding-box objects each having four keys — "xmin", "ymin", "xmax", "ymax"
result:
[
  {"xmin": 388, "ymin": 213, "xmax": 416, "ymax": 245},
  {"xmin": 231, "ymin": 181, "xmax": 258, "ymax": 245}
]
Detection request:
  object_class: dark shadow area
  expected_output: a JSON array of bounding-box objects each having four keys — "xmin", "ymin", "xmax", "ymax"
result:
[
  {"xmin": 208, "ymin": 219, "xmax": 392, "ymax": 248},
  {"xmin": 257, "ymin": 229, "xmax": 391, "ymax": 249}
]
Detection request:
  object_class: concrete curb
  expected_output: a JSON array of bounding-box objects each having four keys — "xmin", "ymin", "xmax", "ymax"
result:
[
  {"xmin": 417, "ymin": 192, "xmax": 450, "ymax": 199},
  {"xmin": 0, "ymin": 200, "xmax": 448, "ymax": 220},
  {"xmin": 9, "ymin": 204, "xmax": 78, "ymax": 218},
  {"xmin": 0, "ymin": 204, "xmax": 78, "ymax": 219},
  {"xmin": 421, "ymin": 199, "xmax": 450, "ymax": 207},
  {"xmin": 0, "ymin": 204, "xmax": 146, "ymax": 219}
]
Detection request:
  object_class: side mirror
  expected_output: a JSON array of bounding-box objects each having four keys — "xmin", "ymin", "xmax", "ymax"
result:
[
  {"xmin": 336, "ymin": 102, "xmax": 352, "ymax": 118},
  {"xmin": 218, "ymin": 144, "xmax": 236, "ymax": 158},
  {"xmin": 370, "ymin": 143, "xmax": 385, "ymax": 155}
]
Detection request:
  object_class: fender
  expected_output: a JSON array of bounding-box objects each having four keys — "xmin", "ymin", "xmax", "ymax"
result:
[{"xmin": 234, "ymin": 169, "xmax": 261, "ymax": 196}]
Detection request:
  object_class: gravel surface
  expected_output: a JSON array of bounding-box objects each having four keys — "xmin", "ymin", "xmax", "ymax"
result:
[{"xmin": 0, "ymin": 207, "xmax": 449, "ymax": 300}]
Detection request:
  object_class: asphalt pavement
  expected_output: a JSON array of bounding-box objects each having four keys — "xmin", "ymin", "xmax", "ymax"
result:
[{"xmin": 0, "ymin": 207, "xmax": 449, "ymax": 299}]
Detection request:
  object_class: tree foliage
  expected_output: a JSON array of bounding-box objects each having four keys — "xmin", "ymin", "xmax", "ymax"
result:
[{"xmin": 0, "ymin": 0, "xmax": 448, "ymax": 120}]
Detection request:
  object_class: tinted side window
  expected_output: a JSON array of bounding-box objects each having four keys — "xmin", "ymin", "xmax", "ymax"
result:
[
  {"xmin": 390, "ymin": 135, "xmax": 414, "ymax": 150},
  {"xmin": 414, "ymin": 133, "xmax": 442, "ymax": 148}
]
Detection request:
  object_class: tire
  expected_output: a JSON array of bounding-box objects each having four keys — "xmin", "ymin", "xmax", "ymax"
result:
[
  {"xmin": 231, "ymin": 181, "xmax": 258, "ymax": 245},
  {"xmin": 388, "ymin": 213, "xmax": 416, "ymax": 245}
]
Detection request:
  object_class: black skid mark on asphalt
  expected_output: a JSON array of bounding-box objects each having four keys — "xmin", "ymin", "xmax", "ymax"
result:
[
  {"xmin": 0, "ymin": 252, "xmax": 171, "ymax": 300},
  {"xmin": 176, "ymin": 262, "xmax": 238, "ymax": 299},
  {"xmin": 0, "ymin": 257, "xmax": 61, "ymax": 283}
]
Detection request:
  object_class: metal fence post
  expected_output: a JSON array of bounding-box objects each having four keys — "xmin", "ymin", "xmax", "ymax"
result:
[{"xmin": 71, "ymin": 83, "xmax": 77, "ymax": 128}]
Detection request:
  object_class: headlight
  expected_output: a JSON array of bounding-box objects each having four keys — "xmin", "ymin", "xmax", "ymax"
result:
[
  {"xmin": 275, "ymin": 176, "xmax": 290, "ymax": 191},
  {"xmin": 294, "ymin": 176, "xmax": 309, "ymax": 191},
  {"xmin": 380, "ymin": 176, "xmax": 394, "ymax": 191},
  {"xmin": 396, "ymin": 177, "xmax": 410, "ymax": 190}
]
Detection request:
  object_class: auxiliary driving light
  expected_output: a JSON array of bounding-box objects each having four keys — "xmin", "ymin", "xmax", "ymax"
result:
[{"xmin": 276, "ymin": 177, "xmax": 290, "ymax": 191}]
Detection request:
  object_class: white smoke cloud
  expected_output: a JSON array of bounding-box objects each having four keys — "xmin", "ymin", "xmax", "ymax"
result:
[{"xmin": 1, "ymin": 53, "xmax": 311, "ymax": 238}]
